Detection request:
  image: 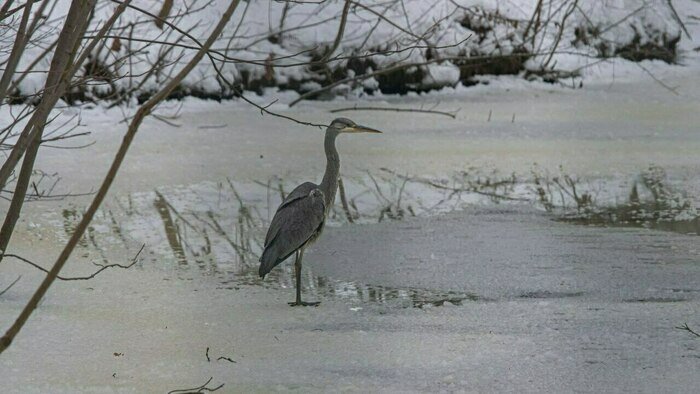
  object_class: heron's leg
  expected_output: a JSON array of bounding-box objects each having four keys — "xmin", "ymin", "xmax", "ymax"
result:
[
  {"xmin": 294, "ymin": 250, "xmax": 302, "ymax": 304},
  {"xmin": 288, "ymin": 248, "xmax": 320, "ymax": 307}
]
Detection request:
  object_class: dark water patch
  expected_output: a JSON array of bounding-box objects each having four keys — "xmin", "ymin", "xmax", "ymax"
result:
[
  {"xmin": 560, "ymin": 208, "xmax": 700, "ymax": 237},
  {"xmin": 323, "ymin": 283, "xmax": 482, "ymax": 308},
  {"xmin": 518, "ymin": 290, "xmax": 585, "ymax": 299},
  {"xmin": 216, "ymin": 262, "xmax": 482, "ymax": 308},
  {"xmin": 557, "ymin": 166, "xmax": 700, "ymax": 236},
  {"xmin": 411, "ymin": 296, "xmax": 475, "ymax": 308},
  {"xmin": 623, "ymin": 297, "xmax": 687, "ymax": 303}
]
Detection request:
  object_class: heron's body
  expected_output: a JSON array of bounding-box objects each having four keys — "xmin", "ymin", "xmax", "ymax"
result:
[
  {"xmin": 258, "ymin": 182, "xmax": 327, "ymax": 277},
  {"xmin": 258, "ymin": 118, "xmax": 381, "ymax": 306}
]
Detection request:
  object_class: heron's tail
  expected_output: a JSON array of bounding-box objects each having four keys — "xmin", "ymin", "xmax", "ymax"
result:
[{"xmin": 258, "ymin": 247, "xmax": 280, "ymax": 279}]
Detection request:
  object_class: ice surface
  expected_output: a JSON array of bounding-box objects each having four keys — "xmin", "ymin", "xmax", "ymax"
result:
[
  {"xmin": 1, "ymin": 207, "xmax": 699, "ymax": 393},
  {"xmin": 2, "ymin": 45, "xmax": 700, "ymax": 392}
]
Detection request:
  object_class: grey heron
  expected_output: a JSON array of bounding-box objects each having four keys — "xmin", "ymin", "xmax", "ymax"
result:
[{"xmin": 258, "ymin": 118, "xmax": 382, "ymax": 306}]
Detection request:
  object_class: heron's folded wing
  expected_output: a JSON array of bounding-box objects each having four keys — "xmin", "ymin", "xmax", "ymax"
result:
[
  {"xmin": 259, "ymin": 187, "xmax": 325, "ymax": 276},
  {"xmin": 264, "ymin": 182, "xmax": 318, "ymax": 247}
]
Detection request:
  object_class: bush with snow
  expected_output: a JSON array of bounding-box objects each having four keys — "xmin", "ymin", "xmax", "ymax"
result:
[{"xmin": 0, "ymin": 0, "xmax": 685, "ymax": 103}]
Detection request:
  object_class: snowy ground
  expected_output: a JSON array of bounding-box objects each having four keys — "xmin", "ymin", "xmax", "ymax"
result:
[
  {"xmin": 7, "ymin": 0, "xmax": 699, "ymax": 100},
  {"xmin": 2, "ymin": 53, "xmax": 700, "ymax": 392}
]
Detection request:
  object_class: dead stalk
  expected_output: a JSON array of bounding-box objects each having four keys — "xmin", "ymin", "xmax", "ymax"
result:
[
  {"xmin": 338, "ymin": 177, "xmax": 354, "ymax": 223},
  {"xmin": 167, "ymin": 377, "xmax": 224, "ymax": 394}
]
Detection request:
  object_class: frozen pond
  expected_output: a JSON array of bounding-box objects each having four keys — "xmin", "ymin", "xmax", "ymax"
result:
[
  {"xmin": 2, "ymin": 207, "xmax": 699, "ymax": 392},
  {"xmin": 2, "ymin": 71, "xmax": 700, "ymax": 392}
]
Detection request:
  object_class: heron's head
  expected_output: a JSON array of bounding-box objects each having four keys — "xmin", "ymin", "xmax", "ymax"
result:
[{"xmin": 328, "ymin": 117, "xmax": 382, "ymax": 134}]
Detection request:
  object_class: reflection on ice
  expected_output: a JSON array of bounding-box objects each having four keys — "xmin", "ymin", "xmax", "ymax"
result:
[
  {"xmin": 216, "ymin": 260, "xmax": 481, "ymax": 308},
  {"xmin": 48, "ymin": 165, "xmax": 699, "ymax": 307}
]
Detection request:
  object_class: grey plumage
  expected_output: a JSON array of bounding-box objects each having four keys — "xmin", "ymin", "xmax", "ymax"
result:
[
  {"xmin": 258, "ymin": 117, "xmax": 382, "ymax": 306},
  {"xmin": 258, "ymin": 183, "xmax": 325, "ymax": 278}
]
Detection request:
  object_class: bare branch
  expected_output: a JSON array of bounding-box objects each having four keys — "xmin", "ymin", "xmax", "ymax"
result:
[
  {"xmin": 0, "ymin": 0, "xmax": 241, "ymax": 355},
  {"xmin": 167, "ymin": 377, "xmax": 225, "ymax": 394},
  {"xmin": 0, "ymin": 0, "xmax": 98, "ymax": 260},
  {"xmin": 541, "ymin": 0, "xmax": 578, "ymax": 70},
  {"xmin": 319, "ymin": 0, "xmax": 351, "ymax": 63},
  {"xmin": 330, "ymin": 105, "xmax": 458, "ymax": 118},
  {"xmin": 0, "ymin": 276, "xmax": 21, "ymax": 297},
  {"xmin": 2, "ymin": 244, "xmax": 144, "ymax": 281},
  {"xmin": 666, "ymin": 0, "xmax": 690, "ymax": 40},
  {"xmin": 380, "ymin": 167, "xmax": 529, "ymax": 202},
  {"xmin": 0, "ymin": 0, "xmax": 17, "ymax": 22},
  {"xmin": 350, "ymin": 1, "xmax": 422, "ymax": 41},
  {"xmin": 0, "ymin": 0, "xmax": 36, "ymax": 103},
  {"xmin": 676, "ymin": 323, "xmax": 700, "ymax": 338},
  {"xmin": 635, "ymin": 62, "xmax": 679, "ymax": 96},
  {"xmin": 337, "ymin": 176, "xmax": 354, "ymax": 223}
]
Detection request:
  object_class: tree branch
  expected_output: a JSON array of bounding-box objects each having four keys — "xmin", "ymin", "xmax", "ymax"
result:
[
  {"xmin": 0, "ymin": 0, "xmax": 36, "ymax": 103},
  {"xmin": 319, "ymin": 0, "xmax": 351, "ymax": 63},
  {"xmin": 676, "ymin": 323, "xmax": 700, "ymax": 338},
  {"xmin": 2, "ymin": 244, "xmax": 144, "ymax": 281},
  {"xmin": 337, "ymin": 176, "xmax": 354, "ymax": 223},
  {"xmin": 0, "ymin": 276, "xmax": 21, "ymax": 297},
  {"xmin": 167, "ymin": 377, "xmax": 224, "ymax": 394},
  {"xmin": 330, "ymin": 105, "xmax": 458, "ymax": 118}
]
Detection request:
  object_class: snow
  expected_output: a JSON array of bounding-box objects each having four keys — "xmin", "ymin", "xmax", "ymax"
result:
[
  {"xmin": 3, "ymin": 0, "xmax": 696, "ymax": 99},
  {"xmin": 422, "ymin": 62, "xmax": 461, "ymax": 87}
]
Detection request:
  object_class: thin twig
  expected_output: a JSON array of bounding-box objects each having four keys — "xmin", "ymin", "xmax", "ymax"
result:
[
  {"xmin": 675, "ymin": 323, "xmax": 700, "ymax": 338},
  {"xmin": 2, "ymin": 244, "xmax": 144, "ymax": 281},
  {"xmin": 41, "ymin": 131, "xmax": 92, "ymax": 143},
  {"xmin": 337, "ymin": 177, "xmax": 354, "ymax": 223},
  {"xmin": 666, "ymin": 0, "xmax": 690, "ymax": 40},
  {"xmin": 380, "ymin": 168, "xmax": 527, "ymax": 201},
  {"xmin": 0, "ymin": 276, "xmax": 21, "ymax": 297},
  {"xmin": 330, "ymin": 105, "xmax": 458, "ymax": 119},
  {"xmin": 167, "ymin": 377, "xmax": 224, "ymax": 394},
  {"xmin": 635, "ymin": 62, "xmax": 679, "ymax": 96},
  {"xmin": 319, "ymin": 0, "xmax": 352, "ymax": 63}
]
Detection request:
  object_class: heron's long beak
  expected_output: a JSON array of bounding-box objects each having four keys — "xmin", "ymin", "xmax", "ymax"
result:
[{"xmin": 341, "ymin": 124, "xmax": 382, "ymax": 133}]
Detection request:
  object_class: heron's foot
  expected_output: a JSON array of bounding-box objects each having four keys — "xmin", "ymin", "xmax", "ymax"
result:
[{"xmin": 288, "ymin": 300, "xmax": 321, "ymax": 307}]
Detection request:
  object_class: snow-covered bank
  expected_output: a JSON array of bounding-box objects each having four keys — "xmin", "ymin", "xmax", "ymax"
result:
[{"xmin": 5, "ymin": 0, "xmax": 697, "ymax": 102}]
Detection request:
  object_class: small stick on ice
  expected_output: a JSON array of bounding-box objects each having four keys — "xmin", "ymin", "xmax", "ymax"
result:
[
  {"xmin": 167, "ymin": 377, "xmax": 224, "ymax": 394},
  {"xmin": 675, "ymin": 323, "xmax": 700, "ymax": 338},
  {"xmin": 2, "ymin": 244, "xmax": 145, "ymax": 281}
]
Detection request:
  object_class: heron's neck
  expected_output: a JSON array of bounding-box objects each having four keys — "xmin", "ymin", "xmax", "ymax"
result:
[{"xmin": 319, "ymin": 130, "xmax": 340, "ymax": 210}]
